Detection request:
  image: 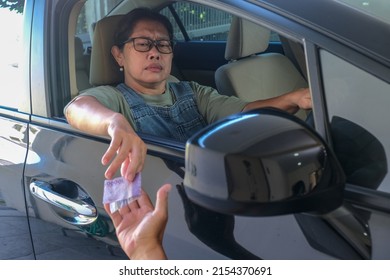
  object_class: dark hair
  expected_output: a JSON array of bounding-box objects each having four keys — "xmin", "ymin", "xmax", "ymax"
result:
[{"xmin": 114, "ymin": 7, "xmax": 174, "ymax": 48}]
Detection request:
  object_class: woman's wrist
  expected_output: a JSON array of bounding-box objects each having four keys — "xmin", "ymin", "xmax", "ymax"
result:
[{"xmin": 106, "ymin": 112, "xmax": 134, "ymax": 136}]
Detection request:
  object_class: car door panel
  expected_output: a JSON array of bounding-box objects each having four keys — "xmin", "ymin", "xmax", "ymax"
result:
[
  {"xmin": 24, "ymin": 122, "xmax": 227, "ymax": 259},
  {"xmin": 24, "ymin": 124, "xmax": 124, "ymax": 259},
  {"xmin": 24, "ymin": 121, "xmax": 338, "ymax": 260},
  {"xmin": 0, "ymin": 114, "xmax": 34, "ymax": 259},
  {"xmin": 21, "ymin": 119, "xmax": 386, "ymax": 259}
]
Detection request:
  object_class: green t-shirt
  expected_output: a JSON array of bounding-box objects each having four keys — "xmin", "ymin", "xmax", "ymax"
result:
[{"xmin": 65, "ymin": 81, "xmax": 248, "ymax": 129}]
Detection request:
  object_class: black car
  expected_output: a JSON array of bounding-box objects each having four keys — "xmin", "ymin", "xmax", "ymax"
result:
[{"xmin": 1, "ymin": 0, "xmax": 390, "ymax": 260}]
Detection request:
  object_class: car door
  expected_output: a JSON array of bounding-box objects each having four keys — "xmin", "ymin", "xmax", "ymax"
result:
[
  {"xmin": 316, "ymin": 48, "xmax": 390, "ymax": 259},
  {"xmin": 21, "ymin": 0, "xmax": 390, "ymax": 260},
  {"xmin": 0, "ymin": 116, "xmax": 34, "ymax": 260},
  {"xmin": 22, "ymin": 0, "xmax": 227, "ymax": 260},
  {"xmin": 260, "ymin": 0, "xmax": 390, "ymax": 259},
  {"xmin": 0, "ymin": 4, "xmax": 35, "ymax": 260}
]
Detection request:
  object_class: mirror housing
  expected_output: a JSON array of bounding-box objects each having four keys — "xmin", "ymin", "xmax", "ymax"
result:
[{"xmin": 184, "ymin": 108, "xmax": 345, "ymax": 216}]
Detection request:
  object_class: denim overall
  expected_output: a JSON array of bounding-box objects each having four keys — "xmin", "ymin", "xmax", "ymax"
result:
[{"xmin": 117, "ymin": 82, "xmax": 207, "ymax": 141}]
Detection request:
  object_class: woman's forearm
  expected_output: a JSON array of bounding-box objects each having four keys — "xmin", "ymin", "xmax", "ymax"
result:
[
  {"xmin": 242, "ymin": 88, "xmax": 311, "ymax": 114},
  {"xmin": 65, "ymin": 95, "xmax": 120, "ymax": 136}
]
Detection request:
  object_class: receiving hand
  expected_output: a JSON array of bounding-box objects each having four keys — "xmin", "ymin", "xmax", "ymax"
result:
[{"xmin": 104, "ymin": 184, "xmax": 171, "ymax": 260}]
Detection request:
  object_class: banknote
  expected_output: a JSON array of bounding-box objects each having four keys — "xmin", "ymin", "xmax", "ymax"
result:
[{"xmin": 103, "ymin": 173, "xmax": 142, "ymax": 213}]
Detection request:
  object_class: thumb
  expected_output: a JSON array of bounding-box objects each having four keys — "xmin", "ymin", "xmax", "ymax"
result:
[{"xmin": 155, "ymin": 184, "xmax": 171, "ymax": 215}]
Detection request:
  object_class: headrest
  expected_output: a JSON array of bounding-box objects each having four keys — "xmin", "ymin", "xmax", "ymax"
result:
[
  {"xmin": 89, "ymin": 15, "xmax": 124, "ymax": 86},
  {"xmin": 225, "ymin": 17, "xmax": 271, "ymax": 61}
]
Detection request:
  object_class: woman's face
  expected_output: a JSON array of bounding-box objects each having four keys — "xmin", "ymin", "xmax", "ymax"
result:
[{"xmin": 114, "ymin": 19, "xmax": 173, "ymax": 93}]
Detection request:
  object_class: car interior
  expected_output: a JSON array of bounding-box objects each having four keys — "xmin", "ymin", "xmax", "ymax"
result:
[
  {"xmin": 215, "ymin": 16, "xmax": 308, "ymax": 119},
  {"xmin": 68, "ymin": 0, "xmax": 309, "ymax": 120}
]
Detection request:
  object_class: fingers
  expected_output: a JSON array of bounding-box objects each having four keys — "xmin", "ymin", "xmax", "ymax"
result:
[
  {"xmin": 136, "ymin": 189, "xmax": 154, "ymax": 209},
  {"xmin": 116, "ymin": 189, "xmax": 153, "ymax": 215},
  {"xmin": 103, "ymin": 145, "xmax": 125, "ymax": 180},
  {"xmin": 119, "ymin": 185, "xmax": 171, "ymax": 215},
  {"xmin": 122, "ymin": 141, "xmax": 147, "ymax": 181},
  {"xmin": 102, "ymin": 133, "xmax": 147, "ymax": 181},
  {"xmin": 104, "ymin": 203, "xmax": 122, "ymax": 227},
  {"xmin": 101, "ymin": 136, "xmax": 121, "ymax": 167},
  {"xmin": 294, "ymin": 88, "xmax": 312, "ymax": 110},
  {"xmin": 102, "ymin": 130, "xmax": 127, "ymax": 179},
  {"xmin": 120, "ymin": 158, "xmax": 130, "ymax": 179},
  {"xmin": 302, "ymin": 89, "xmax": 312, "ymax": 109},
  {"xmin": 126, "ymin": 186, "xmax": 170, "ymax": 215},
  {"xmin": 125, "ymin": 199, "xmax": 140, "ymax": 213}
]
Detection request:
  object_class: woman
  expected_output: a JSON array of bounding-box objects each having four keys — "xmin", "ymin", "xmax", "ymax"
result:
[{"xmin": 65, "ymin": 7, "xmax": 312, "ymax": 182}]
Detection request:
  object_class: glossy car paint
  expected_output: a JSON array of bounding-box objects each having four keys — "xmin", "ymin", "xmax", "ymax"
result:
[{"xmin": 1, "ymin": 0, "xmax": 390, "ymax": 260}]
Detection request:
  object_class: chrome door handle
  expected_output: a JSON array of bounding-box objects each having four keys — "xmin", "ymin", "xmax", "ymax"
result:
[{"xmin": 30, "ymin": 180, "xmax": 97, "ymax": 225}]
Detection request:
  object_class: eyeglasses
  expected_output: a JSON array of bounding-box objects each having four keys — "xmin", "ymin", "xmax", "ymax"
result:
[{"xmin": 121, "ymin": 37, "xmax": 174, "ymax": 54}]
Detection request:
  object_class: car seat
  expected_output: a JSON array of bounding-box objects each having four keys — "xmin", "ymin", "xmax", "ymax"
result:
[{"xmin": 215, "ymin": 17, "xmax": 308, "ymax": 119}]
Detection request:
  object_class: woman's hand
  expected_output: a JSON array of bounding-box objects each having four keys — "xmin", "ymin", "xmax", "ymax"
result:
[
  {"xmin": 290, "ymin": 87, "xmax": 312, "ymax": 111},
  {"xmin": 104, "ymin": 184, "xmax": 171, "ymax": 260},
  {"xmin": 65, "ymin": 96, "xmax": 147, "ymax": 181},
  {"xmin": 102, "ymin": 113, "xmax": 147, "ymax": 181},
  {"xmin": 243, "ymin": 87, "xmax": 312, "ymax": 114}
]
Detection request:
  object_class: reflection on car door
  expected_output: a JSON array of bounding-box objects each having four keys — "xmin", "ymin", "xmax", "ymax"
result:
[
  {"xmin": 0, "ymin": 115, "xmax": 34, "ymax": 259},
  {"xmin": 24, "ymin": 123, "xmax": 129, "ymax": 259},
  {"xmin": 23, "ymin": 121, "xmax": 227, "ymax": 259}
]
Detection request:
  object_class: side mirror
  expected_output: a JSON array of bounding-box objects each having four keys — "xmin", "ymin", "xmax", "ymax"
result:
[{"xmin": 184, "ymin": 108, "xmax": 345, "ymax": 216}]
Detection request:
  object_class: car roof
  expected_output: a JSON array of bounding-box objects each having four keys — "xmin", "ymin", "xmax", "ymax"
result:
[{"xmin": 252, "ymin": 0, "xmax": 390, "ymax": 66}]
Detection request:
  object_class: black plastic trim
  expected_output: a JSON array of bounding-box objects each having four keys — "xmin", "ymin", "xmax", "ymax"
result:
[{"xmin": 345, "ymin": 185, "xmax": 390, "ymax": 214}]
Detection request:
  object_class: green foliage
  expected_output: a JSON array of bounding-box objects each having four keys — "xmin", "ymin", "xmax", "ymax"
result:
[{"xmin": 0, "ymin": 0, "xmax": 24, "ymax": 14}]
